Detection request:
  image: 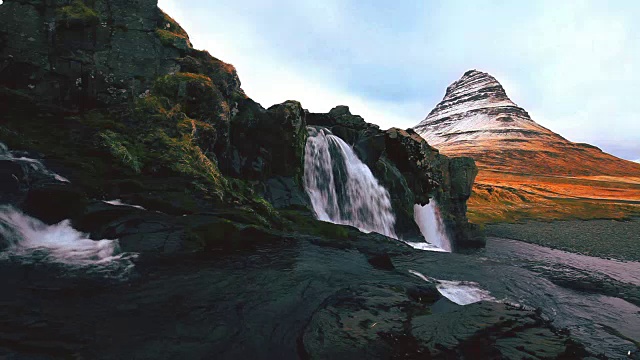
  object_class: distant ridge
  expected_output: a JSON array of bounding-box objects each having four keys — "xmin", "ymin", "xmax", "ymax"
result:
[{"xmin": 414, "ymin": 70, "xmax": 640, "ymax": 177}]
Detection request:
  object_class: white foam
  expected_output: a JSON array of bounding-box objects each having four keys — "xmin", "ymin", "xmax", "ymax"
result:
[
  {"xmin": 0, "ymin": 142, "xmax": 70, "ymax": 183},
  {"xmin": 435, "ymin": 280, "xmax": 496, "ymax": 305},
  {"xmin": 408, "ymin": 270, "xmax": 496, "ymax": 305},
  {"xmin": 103, "ymin": 199, "xmax": 145, "ymax": 210},
  {"xmin": 404, "ymin": 241, "xmax": 448, "ymax": 252},
  {"xmin": 0, "ymin": 206, "xmax": 135, "ymax": 276},
  {"xmin": 413, "ymin": 201, "xmax": 452, "ymax": 252},
  {"xmin": 303, "ymin": 127, "xmax": 398, "ymax": 239}
]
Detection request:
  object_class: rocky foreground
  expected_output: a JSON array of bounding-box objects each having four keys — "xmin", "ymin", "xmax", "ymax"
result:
[{"xmin": 0, "ymin": 207, "xmax": 594, "ymax": 359}]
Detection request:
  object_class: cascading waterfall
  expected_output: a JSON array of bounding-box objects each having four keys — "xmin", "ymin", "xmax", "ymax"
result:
[
  {"xmin": 0, "ymin": 205, "xmax": 136, "ymax": 278},
  {"xmin": 303, "ymin": 127, "xmax": 398, "ymax": 239},
  {"xmin": 413, "ymin": 200, "xmax": 452, "ymax": 252}
]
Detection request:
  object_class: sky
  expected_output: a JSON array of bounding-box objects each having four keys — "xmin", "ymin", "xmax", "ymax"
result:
[{"xmin": 158, "ymin": 0, "xmax": 640, "ymax": 162}]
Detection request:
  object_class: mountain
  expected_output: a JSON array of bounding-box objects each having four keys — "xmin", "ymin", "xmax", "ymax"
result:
[
  {"xmin": 415, "ymin": 70, "xmax": 640, "ymax": 224},
  {"xmin": 414, "ymin": 70, "xmax": 640, "ymax": 177}
]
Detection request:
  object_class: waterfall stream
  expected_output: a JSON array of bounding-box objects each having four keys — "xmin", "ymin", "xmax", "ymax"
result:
[
  {"xmin": 303, "ymin": 127, "xmax": 398, "ymax": 238},
  {"xmin": 413, "ymin": 201, "xmax": 452, "ymax": 252},
  {"xmin": 303, "ymin": 127, "xmax": 453, "ymax": 252},
  {"xmin": 0, "ymin": 205, "xmax": 136, "ymax": 277}
]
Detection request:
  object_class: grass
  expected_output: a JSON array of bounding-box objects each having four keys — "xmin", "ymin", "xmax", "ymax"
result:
[
  {"xmin": 99, "ymin": 130, "xmax": 142, "ymax": 173},
  {"xmin": 155, "ymin": 29, "xmax": 190, "ymax": 49},
  {"xmin": 469, "ymin": 168, "xmax": 640, "ymax": 260},
  {"xmin": 56, "ymin": 0, "xmax": 99, "ymax": 27},
  {"xmin": 467, "ymin": 169, "xmax": 640, "ymax": 225}
]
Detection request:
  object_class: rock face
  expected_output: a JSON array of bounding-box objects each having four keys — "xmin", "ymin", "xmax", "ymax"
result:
[
  {"xmin": 0, "ymin": 0, "xmax": 309, "ymax": 213},
  {"xmin": 414, "ymin": 70, "xmax": 640, "ymax": 176},
  {"xmin": 0, "ymin": 0, "xmax": 202, "ymax": 108},
  {"xmin": 308, "ymin": 107, "xmax": 483, "ymax": 248},
  {"xmin": 0, "ymin": 1, "xmax": 481, "ymax": 249}
]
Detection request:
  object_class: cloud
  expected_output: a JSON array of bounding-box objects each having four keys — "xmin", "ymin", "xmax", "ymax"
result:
[{"xmin": 158, "ymin": 0, "xmax": 640, "ymax": 161}]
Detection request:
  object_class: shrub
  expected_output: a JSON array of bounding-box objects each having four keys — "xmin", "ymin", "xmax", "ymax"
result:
[{"xmin": 56, "ymin": 0, "xmax": 99, "ymax": 28}]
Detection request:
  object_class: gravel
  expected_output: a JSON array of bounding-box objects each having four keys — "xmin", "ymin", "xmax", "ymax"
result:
[{"xmin": 485, "ymin": 218, "xmax": 640, "ymax": 262}]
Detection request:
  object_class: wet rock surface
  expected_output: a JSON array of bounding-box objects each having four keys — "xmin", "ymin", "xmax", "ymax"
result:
[
  {"xmin": 0, "ymin": 224, "xmax": 599, "ymax": 359},
  {"xmin": 0, "ymin": 157, "xmax": 636, "ymax": 358}
]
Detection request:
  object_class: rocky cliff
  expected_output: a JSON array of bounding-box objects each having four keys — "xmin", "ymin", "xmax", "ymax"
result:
[
  {"xmin": 414, "ymin": 70, "xmax": 640, "ymax": 176},
  {"xmin": 0, "ymin": 0, "xmax": 311, "ymax": 219},
  {"xmin": 0, "ymin": 0, "xmax": 481, "ymax": 248}
]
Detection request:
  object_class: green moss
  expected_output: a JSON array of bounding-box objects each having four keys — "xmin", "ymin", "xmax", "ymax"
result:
[
  {"xmin": 1, "ymin": 75, "xmax": 277, "ymax": 228},
  {"xmin": 156, "ymin": 29, "xmax": 190, "ymax": 49},
  {"xmin": 154, "ymin": 72, "xmax": 213, "ymax": 97},
  {"xmin": 56, "ymin": 0, "xmax": 99, "ymax": 27},
  {"xmin": 280, "ymin": 210, "xmax": 351, "ymax": 239},
  {"xmin": 99, "ymin": 130, "xmax": 142, "ymax": 173}
]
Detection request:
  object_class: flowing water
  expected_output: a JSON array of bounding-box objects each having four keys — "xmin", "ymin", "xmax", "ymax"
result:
[
  {"xmin": 303, "ymin": 127, "xmax": 453, "ymax": 253},
  {"xmin": 412, "ymin": 201, "xmax": 452, "ymax": 252},
  {"xmin": 395, "ymin": 237, "xmax": 640, "ymax": 358},
  {"xmin": 0, "ymin": 142, "xmax": 69, "ymax": 183},
  {"xmin": 0, "ymin": 205, "xmax": 136, "ymax": 278},
  {"xmin": 0, "ymin": 139, "xmax": 637, "ymax": 357},
  {"xmin": 303, "ymin": 127, "xmax": 397, "ymax": 238}
]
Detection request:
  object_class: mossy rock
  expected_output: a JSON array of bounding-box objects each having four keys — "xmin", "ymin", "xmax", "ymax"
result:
[
  {"xmin": 56, "ymin": 0, "xmax": 100, "ymax": 28},
  {"xmin": 280, "ymin": 210, "xmax": 352, "ymax": 239},
  {"xmin": 152, "ymin": 73, "xmax": 227, "ymax": 131},
  {"xmin": 158, "ymin": 11, "xmax": 189, "ymax": 38},
  {"xmin": 177, "ymin": 51, "xmax": 241, "ymax": 98},
  {"xmin": 156, "ymin": 29, "xmax": 191, "ymax": 51},
  {"xmin": 186, "ymin": 220, "xmax": 281, "ymax": 252}
]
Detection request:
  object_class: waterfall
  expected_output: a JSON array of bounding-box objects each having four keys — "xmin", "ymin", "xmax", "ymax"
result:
[
  {"xmin": 303, "ymin": 127, "xmax": 398, "ymax": 239},
  {"xmin": 412, "ymin": 200, "xmax": 452, "ymax": 252},
  {"xmin": 0, "ymin": 142, "xmax": 69, "ymax": 183},
  {"xmin": 0, "ymin": 205, "xmax": 136, "ymax": 277}
]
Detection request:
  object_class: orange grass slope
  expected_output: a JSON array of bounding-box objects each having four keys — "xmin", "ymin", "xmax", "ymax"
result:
[{"xmin": 414, "ymin": 70, "xmax": 640, "ymax": 223}]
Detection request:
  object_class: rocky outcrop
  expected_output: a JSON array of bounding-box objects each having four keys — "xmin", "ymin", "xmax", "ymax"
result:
[
  {"xmin": 0, "ymin": 1, "xmax": 480, "ymax": 248},
  {"xmin": 0, "ymin": 0, "xmax": 241, "ymax": 110},
  {"xmin": 414, "ymin": 69, "xmax": 640, "ymax": 176},
  {"xmin": 0, "ymin": 0, "xmax": 309, "ymax": 214},
  {"xmin": 308, "ymin": 107, "xmax": 483, "ymax": 248}
]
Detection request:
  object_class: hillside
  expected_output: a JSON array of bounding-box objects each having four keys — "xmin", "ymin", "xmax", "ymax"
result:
[{"xmin": 415, "ymin": 70, "xmax": 640, "ymax": 223}]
